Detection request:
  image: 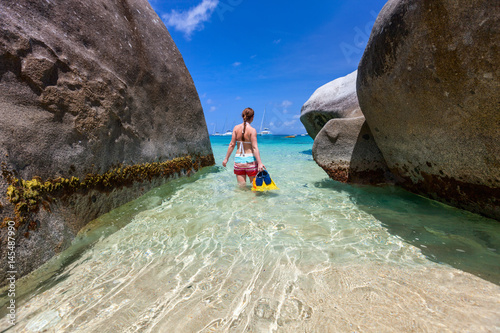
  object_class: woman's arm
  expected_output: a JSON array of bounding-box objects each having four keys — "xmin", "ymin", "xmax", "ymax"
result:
[
  {"xmin": 250, "ymin": 129, "xmax": 265, "ymax": 171},
  {"xmin": 222, "ymin": 127, "xmax": 237, "ymax": 167}
]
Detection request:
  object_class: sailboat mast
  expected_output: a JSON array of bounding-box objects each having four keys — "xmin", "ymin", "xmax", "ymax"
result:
[{"xmin": 260, "ymin": 107, "xmax": 266, "ymax": 133}]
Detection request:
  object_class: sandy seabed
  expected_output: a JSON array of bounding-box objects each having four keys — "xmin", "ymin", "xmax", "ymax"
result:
[{"xmin": 5, "ymin": 259, "xmax": 498, "ymax": 333}]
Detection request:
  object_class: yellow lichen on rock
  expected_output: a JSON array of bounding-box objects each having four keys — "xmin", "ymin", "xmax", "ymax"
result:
[{"xmin": 1, "ymin": 154, "xmax": 215, "ymax": 232}]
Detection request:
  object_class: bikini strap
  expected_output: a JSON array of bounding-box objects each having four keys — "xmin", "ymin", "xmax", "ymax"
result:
[{"xmin": 237, "ymin": 141, "xmax": 245, "ymax": 155}]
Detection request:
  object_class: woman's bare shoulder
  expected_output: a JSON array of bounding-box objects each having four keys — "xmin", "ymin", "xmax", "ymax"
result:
[{"xmin": 247, "ymin": 126, "xmax": 258, "ymax": 140}]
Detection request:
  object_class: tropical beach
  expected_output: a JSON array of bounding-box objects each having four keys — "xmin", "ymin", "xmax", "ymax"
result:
[
  {"xmin": 0, "ymin": 0, "xmax": 499, "ymax": 332},
  {"xmin": 0, "ymin": 136, "xmax": 499, "ymax": 331}
]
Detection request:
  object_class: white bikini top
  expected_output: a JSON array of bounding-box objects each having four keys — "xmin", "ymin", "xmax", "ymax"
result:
[
  {"xmin": 237, "ymin": 122, "xmax": 251, "ymax": 155},
  {"xmin": 236, "ymin": 141, "xmax": 252, "ymax": 155}
]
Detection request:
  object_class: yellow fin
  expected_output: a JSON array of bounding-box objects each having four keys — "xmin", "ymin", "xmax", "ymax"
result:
[{"xmin": 252, "ymin": 178, "xmax": 279, "ymax": 191}]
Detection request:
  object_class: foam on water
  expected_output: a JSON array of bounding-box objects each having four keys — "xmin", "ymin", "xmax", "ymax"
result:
[{"xmin": 1, "ymin": 136, "xmax": 499, "ymax": 332}]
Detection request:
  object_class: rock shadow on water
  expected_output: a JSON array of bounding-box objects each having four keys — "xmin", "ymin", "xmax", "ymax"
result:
[
  {"xmin": 299, "ymin": 149, "xmax": 313, "ymax": 155},
  {"xmin": 314, "ymin": 179, "xmax": 500, "ymax": 285}
]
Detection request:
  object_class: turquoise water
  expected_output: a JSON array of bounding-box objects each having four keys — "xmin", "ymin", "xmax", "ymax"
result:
[{"xmin": 1, "ymin": 135, "xmax": 499, "ymax": 332}]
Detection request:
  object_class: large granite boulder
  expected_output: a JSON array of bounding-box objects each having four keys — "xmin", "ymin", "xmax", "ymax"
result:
[
  {"xmin": 301, "ymin": 70, "xmax": 389, "ymax": 184},
  {"xmin": 0, "ymin": 0, "xmax": 214, "ymax": 282},
  {"xmin": 313, "ymin": 117, "xmax": 390, "ymax": 184},
  {"xmin": 357, "ymin": 0, "xmax": 500, "ymax": 219},
  {"xmin": 300, "ymin": 71, "xmax": 363, "ymax": 139}
]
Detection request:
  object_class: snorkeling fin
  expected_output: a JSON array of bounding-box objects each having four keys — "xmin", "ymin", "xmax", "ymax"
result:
[
  {"xmin": 252, "ymin": 170, "xmax": 279, "ymax": 191},
  {"xmin": 255, "ymin": 171, "xmax": 265, "ymax": 187}
]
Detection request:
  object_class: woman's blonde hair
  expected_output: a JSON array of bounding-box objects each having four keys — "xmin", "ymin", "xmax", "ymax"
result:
[{"xmin": 242, "ymin": 107, "xmax": 254, "ymax": 135}]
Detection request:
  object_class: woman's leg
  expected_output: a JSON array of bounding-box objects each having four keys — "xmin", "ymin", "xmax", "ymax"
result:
[{"xmin": 236, "ymin": 174, "xmax": 247, "ymax": 186}]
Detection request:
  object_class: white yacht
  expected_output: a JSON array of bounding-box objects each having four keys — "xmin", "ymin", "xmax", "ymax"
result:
[
  {"xmin": 222, "ymin": 130, "xmax": 233, "ymax": 136},
  {"xmin": 211, "ymin": 124, "xmax": 222, "ymax": 136},
  {"xmin": 259, "ymin": 128, "xmax": 272, "ymax": 135},
  {"xmin": 258, "ymin": 107, "xmax": 272, "ymax": 136}
]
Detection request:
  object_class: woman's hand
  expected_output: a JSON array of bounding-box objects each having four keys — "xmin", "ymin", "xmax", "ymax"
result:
[
  {"xmin": 258, "ymin": 163, "xmax": 265, "ymax": 172},
  {"xmin": 222, "ymin": 159, "xmax": 228, "ymax": 167}
]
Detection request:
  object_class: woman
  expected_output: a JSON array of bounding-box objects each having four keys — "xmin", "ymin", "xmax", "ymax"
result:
[{"xmin": 222, "ymin": 108, "xmax": 265, "ymax": 186}]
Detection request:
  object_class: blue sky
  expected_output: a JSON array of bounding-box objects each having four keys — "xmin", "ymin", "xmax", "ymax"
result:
[{"xmin": 150, "ymin": 0, "xmax": 388, "ymax": 135}]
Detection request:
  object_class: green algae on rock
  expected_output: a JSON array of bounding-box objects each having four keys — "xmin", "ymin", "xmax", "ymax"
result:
[{"xmin": 1, "ymin": 155, "xmax": 215, "ymax": 232}]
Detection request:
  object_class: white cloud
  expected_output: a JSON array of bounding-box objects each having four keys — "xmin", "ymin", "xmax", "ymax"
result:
[
  {"xmin": 232, "ymin": 62, "xmax": 241, "ymax": 67},
  {"xmin": 293, "ymin": 114, "xmax": 301, "ymax": 119},
  {"xmin": 200, "ymin": 92, "xmax": 207, "ymax": 98},
  {"xmin": 235, "ymin": 96, "xmax": 242, "ymax": 100},
  {"xmin": 210, "ymin": 106, "xmax": 217, "ymax": 112},
  {"xmin": 273, "ymin": 39, "xmax": 281, "ymax": 44},
  {"xmin": 207, "ymin": 98, "xmax": 213, "ymax": 104},
  {"xmin": 281, "ymin": 100, "xmax": 293, "ymax": 114},
  {"xmin": 284, "ymin": 120, "xmax": 297, "ymax": 126},
  {"xmin": 162, "ymin": 0, "xmax": 219, "ymax": 39}
]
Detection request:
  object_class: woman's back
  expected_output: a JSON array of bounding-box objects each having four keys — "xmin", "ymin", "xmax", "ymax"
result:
[{"xmin": 234, "ymin": 123, "xmax": 255, "ymax": 155}]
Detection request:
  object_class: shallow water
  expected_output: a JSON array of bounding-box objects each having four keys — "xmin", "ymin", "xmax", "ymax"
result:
[{"xmin": 1, "ymin": 136, "xmax": 499, "ymax": 332}]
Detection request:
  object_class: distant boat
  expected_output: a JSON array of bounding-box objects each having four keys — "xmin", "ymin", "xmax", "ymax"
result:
[
  {"xmin": 284, "ymin": 135, "xmax": 295, "ymax": 138},
  {"xmin": 222, "ymin": 130, "xmax": 233, "ymax": 136},
  {"xmin": 259, "ymin": 128, "xmax": 272, "ymax": 135},
  {"xmin": 211, "ymin": 124, "xmax": 222, "ymax": 136},
  {"xmin": 299, "ymin": 133, "xmax": 309, "ymax": 137},
  {"xmin": 258, "ymin": 107, "xmax": 272, "ymax": 135}
]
